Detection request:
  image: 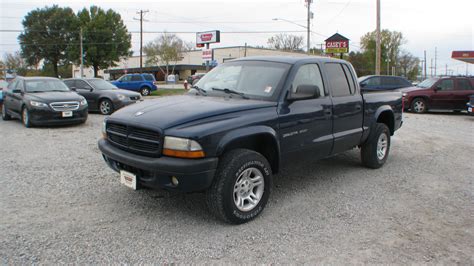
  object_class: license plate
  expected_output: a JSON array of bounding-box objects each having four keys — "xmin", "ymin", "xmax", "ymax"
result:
[
  {"xmin": 120, "ymin": 170, "xmax": 137, "ymax": 190},
  {"xmin": 469, "ymin": 107, "xmax": 472, "ymax": 113},
  {"xmin": 62, "ymin": 111, "xmax": 73, "ymax": 117}
]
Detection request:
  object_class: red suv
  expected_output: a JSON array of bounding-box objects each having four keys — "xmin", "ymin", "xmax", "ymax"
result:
[{"xmin": 401, "ymin": 77, "xmax": 474, "ymax": 113}]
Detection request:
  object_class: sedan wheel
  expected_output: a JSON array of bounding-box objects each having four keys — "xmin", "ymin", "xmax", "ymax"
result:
[
  {"xmin": 2, "ymin": 104, "xmax": 12, "ymax": 120},
  {"xmin": 99, "ymin": 100, "xmax": 113, "ymax": 115},
  {"xmin": 22, "ymin": 108, "xmax": 31, "ymax": 128}
]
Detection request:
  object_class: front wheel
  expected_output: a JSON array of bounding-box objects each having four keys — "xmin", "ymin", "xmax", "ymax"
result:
[
  {"xmin": 99, "ymin": 99, "xmax": 114, "ymax": 115},
  {"xmin": 361, "ymin": 123, "xmax": 391, "ymax": 169},
  {"xmin": 206, "ymin": 149, "xmax": 272, "ymax": 224},
  {"xmin": 22, "ymin": 107, "xmax": 32, "ymax": 128},
  {"xmin": 2, "ymin": 104, "xmax": 12, "ymax": 120},
  {"xmin": 411, "ymin": 98, "xmax": 427, "ymax": 113},
  {"xmin": 140, "ymin": 87, "xmax": 151, "ymax": 96}
]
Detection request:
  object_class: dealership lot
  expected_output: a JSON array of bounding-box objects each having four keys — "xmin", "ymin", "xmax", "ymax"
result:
[{"xmin": 0, "ymin": 111, "xmax": 473, "ymax": 264}]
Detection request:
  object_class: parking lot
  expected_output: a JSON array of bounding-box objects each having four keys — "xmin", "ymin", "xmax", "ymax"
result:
[{"xmin": 0, "ymin": 110, "xmax": 473, "ymax": 264}]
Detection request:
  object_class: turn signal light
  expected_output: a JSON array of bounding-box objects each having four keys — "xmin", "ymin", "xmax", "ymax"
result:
[{"xmin": 163, "ymin": 149, "xmax": 205, "ymax": 159}]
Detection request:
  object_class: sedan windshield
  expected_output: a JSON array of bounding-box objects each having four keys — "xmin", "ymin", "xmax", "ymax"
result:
[
  {"xmin": 193, "ymin": 61, "xmax": 290, "ymax": 101},
  {"xmin": 416, "ymin": 78, "xmax": 438, "ymax": 88},
  {"xmin": 88, "ymin": 79, "xmax": 117, "ymax": 90},
  {"xmin": 25, "ymin": 79, "xmax": 70, "ymax": 92}
]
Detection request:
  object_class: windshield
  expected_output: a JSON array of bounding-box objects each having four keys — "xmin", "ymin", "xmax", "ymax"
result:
[
  {"xmin": 192, "ymin": 61, "xmax": 290, "ymax": 101},
  {"xmin": 88, "ymin": 79, "xmax": 117, "ymax": 90},
  {"xmin": 25, "ymin": 79, "xmax": 70, "ymax": 92},
  {"xmin": 416, "ymin": 78, "xmax": 438, "ymax": 88}
]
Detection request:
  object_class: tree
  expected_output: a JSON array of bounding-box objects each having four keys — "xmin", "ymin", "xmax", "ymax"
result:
[
  {"xmin": 3, "ymin": 52, "xmax": 28, "ymax": 75},
  {"xmin": 360, "ymin": 30, "xmax": 405, "ymax": 75},
  {"xmin": 348, "ymin": 51, "xmax": 372, "ymax": 77},
  {"xmin": 19, "ymin": 5, "xmax": 79, "ymax": 77},
  {"xmin": 398, "ymin": 51, "xmax": 419, "ymax": 80},
  {"xmin": 267, "ymin": 34, "xmax": 304, "ymax": 51},
  {"xmin": 143, "ymin": 33, "xmax": 190, "ymax": 78},
  {"xmin": 76, "ymin": 6, "xmax": 132, "ymax": 77}
]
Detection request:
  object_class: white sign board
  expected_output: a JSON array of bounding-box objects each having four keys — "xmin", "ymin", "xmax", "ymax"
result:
[
  {"xmin": 202, "ymin": 49, "xmax": 212, "ymax": 61},
  {"xmin": 196, "ymin": 30, "xmax": 220, "ymax": 45}
]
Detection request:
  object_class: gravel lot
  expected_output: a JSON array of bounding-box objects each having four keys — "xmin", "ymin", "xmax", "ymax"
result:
[{"xmin": 1, "ymin": 109, "xmax": 473, "ymax": 264}]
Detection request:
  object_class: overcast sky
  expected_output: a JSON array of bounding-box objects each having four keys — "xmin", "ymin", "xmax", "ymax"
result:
[{"xmin": 1, "ymin": 0, "xmax": 473, "ymax": 75}]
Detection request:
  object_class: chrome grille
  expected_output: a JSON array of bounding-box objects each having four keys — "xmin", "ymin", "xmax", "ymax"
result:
[
  {"xmin": 106, "ymin": 122, "xmax": 161, "ymax": 157},
  {"xmin": 50, "ymin": 101, "xmax": 79, "ymax": 111}
]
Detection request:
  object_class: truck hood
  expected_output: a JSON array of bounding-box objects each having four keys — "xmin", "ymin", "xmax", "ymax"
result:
[
  {"xmin": 26, "ymin": 91, "xmax": 83, "ymax": 103},
  {"xmin": 109, "ymin": 95, "xmax": 277, "ymax": 129}
]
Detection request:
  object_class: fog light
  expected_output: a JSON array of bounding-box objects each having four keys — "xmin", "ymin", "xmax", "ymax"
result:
[{"xmin": 171, "ymin": 176, "xmax": 179, "ymax": 186}]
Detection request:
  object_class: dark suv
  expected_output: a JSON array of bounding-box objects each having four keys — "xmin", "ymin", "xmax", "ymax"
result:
[
  {"xmin": 358, "ymin": 75, "xmax": 412, "ymax": 91},
  {"xmin": 401, "ymin": 77, "xmax": 474, "ymax": 113}
]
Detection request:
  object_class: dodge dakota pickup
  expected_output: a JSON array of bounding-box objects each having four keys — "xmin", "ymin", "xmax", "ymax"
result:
[{"xmin": 98, "ymin": 56, "xmax": 403, "ymax": 224}]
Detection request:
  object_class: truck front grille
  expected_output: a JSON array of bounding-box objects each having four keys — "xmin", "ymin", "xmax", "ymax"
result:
[
  {"xmin": 50, "ymin": 101, "xmax": 80, "ymax": 111},
  {"xmin": 106, "ymin": 122, "xmax": 161, "ymax": 157}
]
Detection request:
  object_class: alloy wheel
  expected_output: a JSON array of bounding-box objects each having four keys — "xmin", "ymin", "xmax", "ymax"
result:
[{"xmin": 233, "ymin": 167, "xmax": 265, "ymax": 212}]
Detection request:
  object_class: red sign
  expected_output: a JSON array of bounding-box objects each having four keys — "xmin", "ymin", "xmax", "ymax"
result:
[
  {"xmin": 196, "ymin": 30, "xmax": 220, "ymax": 45},
  {"xmin": 202, "ymin": 49, "xmax": 212, "ymax": 61}
]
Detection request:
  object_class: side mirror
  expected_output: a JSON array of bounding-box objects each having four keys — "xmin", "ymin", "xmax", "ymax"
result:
[
  {"xmin": 70, "ymin": 87, "xmax": 77, "ymax": 91},
  {"xmin": 287, "ymin": 84, "xmax": 320, "ymax": 101},
  {"xmin": 12, "ymin": 89, "xmax": 21, "ymax": 94},
  {"xmin": 360, "ymin": 82, "xmax": 367, "ymax": 88}
]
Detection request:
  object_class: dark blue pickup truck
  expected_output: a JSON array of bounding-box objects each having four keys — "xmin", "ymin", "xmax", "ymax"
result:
[
  {"xmin": 111, "ymin": 73, "xmax": 157, "ymax": 96},
  {"xmin": 99, "ymin": 56, "xmax": 403, "ymax": 224}
]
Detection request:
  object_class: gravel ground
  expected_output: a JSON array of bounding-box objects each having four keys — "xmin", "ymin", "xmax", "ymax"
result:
[{"xmin": 0, "ymin": 110, "xmax": 473, "ymax": 264}]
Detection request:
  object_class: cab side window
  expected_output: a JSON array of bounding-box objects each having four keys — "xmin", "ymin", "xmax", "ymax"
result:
[
  {"xmin": 292, "ymin": 64, "xmax": 325, "ymax": 97},
  {"xmin": 437, "ymin": 79, "xmax": 454, "ymax": 90},
  {"xmin": 76, "ymin": 80, "xmax": 92, "ymax": 90},
  {"xmin": 325, "ymin": 63, "xmax": 352, "ymax": 97},
  {"xmin": 131, "ymin": 75, "xmax": 143, "ymax": 82},
  {"xmin": 457, "ymin": 79, "xmax": 472, "ymax": 90},
  {"xmin": 120, "ymin": 75, "xmax": 131, "ymax": 82}
]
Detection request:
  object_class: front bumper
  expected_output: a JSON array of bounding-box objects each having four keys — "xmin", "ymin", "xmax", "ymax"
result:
[
  {"xmin": 113, "ymin": 99, "xmax": 141, "ymax": 110},
  {"xmin": 29, "ymin": 107, "xmax": 88, "ymax": 125},
  {"xmin": 98, "ymin": 139, "xmax": 218, "ymax": 192}
]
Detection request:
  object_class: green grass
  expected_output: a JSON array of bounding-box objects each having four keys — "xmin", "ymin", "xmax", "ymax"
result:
[{"xmin": 150, "ymin": 89, "xmax": 186, "ymax": 97}]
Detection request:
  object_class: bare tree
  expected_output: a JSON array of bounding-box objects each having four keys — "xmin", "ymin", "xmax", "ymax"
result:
[
  {"xmin": 398, "ymin": 51, "xmax": 419, "ymax": 80},
  {"xmin": 3, "ymin": 52, "xmax": 28, "ymax": 75},
  {"xmin": 143, "ymin": 33, "xmax": 191, "ymax": 79},
  {"xmin": 267, "ymin": 34, "xmax": 304, "ymax": 51}
]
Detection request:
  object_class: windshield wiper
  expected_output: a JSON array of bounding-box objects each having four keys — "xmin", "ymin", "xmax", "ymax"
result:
[
  {"xmin": 191, "ymin": 85, "xmax": 207, "ymax": 96},
  {"xmin": 212, "ymin": 87, "xmax": 249, "ymax": 99}
]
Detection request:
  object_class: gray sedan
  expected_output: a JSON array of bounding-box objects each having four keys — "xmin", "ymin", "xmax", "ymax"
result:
[{"xmin": 64, "ymin": 78, "xmax": 142, "ymax": 115}]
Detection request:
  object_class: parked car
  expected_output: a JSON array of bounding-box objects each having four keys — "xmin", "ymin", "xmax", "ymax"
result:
[
  {"xmin": 64, "ymin": 78, "xmax": 142, "ymax": 115},
  {"xmin": 358, "ymin": 75, "xmax": 412, "ymax": 91},
  {"xmin": 400, "ymin": 76, "xmax": 474, "ymax": 113},
  {"xmin": 0, "ymin": 80, "xmax": 9, "ymax": 106},
  {"xmin": 2, "ymin": 77, "xmax": 88, "ymax": 127},
  {"xmin": 187, "ymin": 72, "xmax": 206, "ymax": 85},
  {"xmin": 98, "ymin": 56, "xmax": 403, "ymax": 224},
  {"xmin": 467, "ymin": 95, "xmax": 474, "ymax": 115},
  {"xmin": 111, "ymin": 74, "xmax": 157, "ymax": 96}
]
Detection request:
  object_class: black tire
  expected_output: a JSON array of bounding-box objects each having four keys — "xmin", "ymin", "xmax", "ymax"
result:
[
  {"xmin": 2, "ymin": 104, "xmax": 12, "ymax": 120},
  {"xmin": 411, "ymin": 97, "xmax": 427, "ymax": 113},
  {"xmin": 140, "ymin": 87, "xmax": 151, "ymax": 96},
  {"xmin": 361, "ymin": 123, "xmax": 391, "ymax": 169},
  {"xmin": 22, "ymin": 106, "xmax": 32, "ymax": 128},
  {"xmin": 206, "ymin": 149, "xmax": 272, "ymax": 224},
  {"xmin": 99, "ymin": 99, "xmax": 114, "ymax": 115}
]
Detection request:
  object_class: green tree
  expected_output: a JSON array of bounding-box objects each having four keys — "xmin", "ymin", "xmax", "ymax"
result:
[
  {"xmin": 76, "ymin": 6, "xmax": 132, "ymax": 77},
  {"xmin": 347, "ymin": 51, "xmax": 372, "ymax": 77},
  {"xmin": 19, "ymin": 5, "xmax": 79, "ymax": 77},
  {"xmin": 360, "ymin": 29, "xmax": 405, "ymax": 75},
  {"xmin": 143, "ymin": 33, "xmax": 190, "ymax": 78}
]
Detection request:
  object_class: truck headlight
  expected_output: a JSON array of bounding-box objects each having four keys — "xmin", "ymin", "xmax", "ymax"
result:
[
  {"xmin": 80, "ymin": 98, "xmax": 88, "ymax": 105},
  {"xmin": 117, "ymin": 94, "xmax": 126, "ymax": 100},
  {"xmin": 30, "ymin": 100, "xmax": 48, "ymax": 107},
  {"xmin": 402, "ymin": 93, "xmax": 407, "ymax": 97},
  {"xmin": 163, "ymin": 136, "xmax": 205, "ymax": 158},
  {"xmin": 102, "ymin": 120, "xmax": 107, "ymax": 139}
]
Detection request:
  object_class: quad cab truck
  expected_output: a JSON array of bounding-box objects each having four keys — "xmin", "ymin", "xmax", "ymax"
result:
[{"xmin": 99, "ymin": 56, "xmax": 403, "ymax": 224}]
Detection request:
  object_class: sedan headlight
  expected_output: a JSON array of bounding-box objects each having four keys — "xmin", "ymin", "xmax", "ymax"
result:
[
  {"xmin": 30, "ymin": 100, "xmax": 48, "ymax": 107},
  {"xmin": 163, "ymin": 136, "xmax": 205, "ymax": 158},
  {"xmin": 80, "ymin": 98, "xmax": 88, "ymax": 106},
  {"xmin": 117, "ymin": 94, "xmax": 126, "ymax": 100}
]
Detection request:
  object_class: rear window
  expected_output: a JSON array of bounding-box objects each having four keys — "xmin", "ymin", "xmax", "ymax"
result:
[
  {"xmin": 143, "ymin": 74, "xmax": 154, "ymax": 81},
  {"xmin": 325, "ymin": 63, "xmax": 352, "ymax": 97},
  {"xmin": 457, "ymin": 79, "xmax": 472, "ymax": 90}
]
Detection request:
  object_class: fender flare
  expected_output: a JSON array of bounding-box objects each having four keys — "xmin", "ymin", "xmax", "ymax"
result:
[{"xmin": 216, "ymin": 125, "xmax": 280, "ymax": 156}]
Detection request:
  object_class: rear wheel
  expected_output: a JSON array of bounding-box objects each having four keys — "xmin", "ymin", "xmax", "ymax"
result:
[
  {"xmin": 206, "ymin": 149, "xmax": 272, "ymax": 224},
  {"xmin": 361, "ymin": 123, "xmax": 391, "ymax": 169},
  {"xmin": 2, "ymin": 104, "xmax": 12, "ymax": 120},
  {"xmin": 411, "ymin": 98, "xmax": 427, "ymax": 113},
  {"xmin": 140, "ymin": 87, "xmax": 151, "ymax": 96},
  {"xmin": 22, "ymin": 107, "xmax": 32, "ymax": 128},
  {"xmin": 99, "ymin": 99, "xmax": 114, "ymax": 115}
]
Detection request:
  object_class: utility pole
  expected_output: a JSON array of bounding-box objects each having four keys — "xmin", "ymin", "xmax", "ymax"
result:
[
  {"xmin": 134, "ymin": 10, "xmax": 149, "ymax": 74},
  {"xmin": 80, "ymin": 28, "xmax": 84, "ymax": 78},
  {"xmin": 375, "ymin": 0, "xmax": 381, "ymax": 75},
  {"xmin": 386, "ymin": 58, "xmax": 390, "ymax": 75},
  {"xmin": 434, "ymin": 47, "xmax": 437, "ymax": 77},
  {"xmin": 445, "ymin": 64, "xmax": 448, "ymax": 76},
  {"xmin": 306, "ymin": 0, "xmax": 311, "ymax": 55},
  {"xmin": 430, "ymin": 58, "xmax": 433, "ymax": 77},
  {"xmin": 424, "ymin": 50, "xmax": 427, "ymax": 80}
]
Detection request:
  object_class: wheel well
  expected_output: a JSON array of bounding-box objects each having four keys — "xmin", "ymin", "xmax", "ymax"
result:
[
  {"xmin": 221, "ymin": 134, "xmax": 279, "ymax": 174},
  {"xmin": 377, "ymin": 111, "xmax": 395, "ymax": 135}
]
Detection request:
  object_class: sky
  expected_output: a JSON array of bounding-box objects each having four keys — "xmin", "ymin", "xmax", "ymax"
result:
[{"xmin": 0, "ymin": 0, "xmax": 473, "ymax": 75}]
